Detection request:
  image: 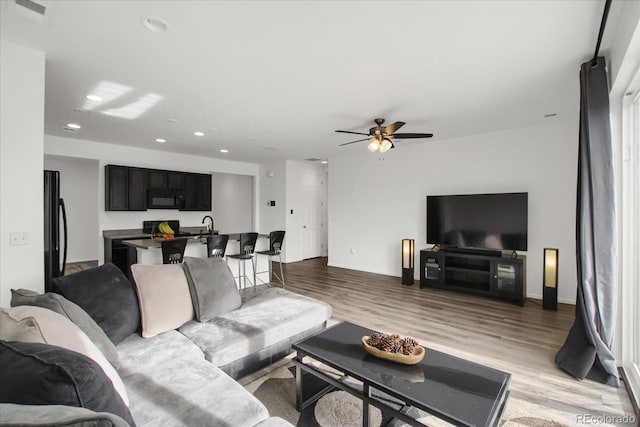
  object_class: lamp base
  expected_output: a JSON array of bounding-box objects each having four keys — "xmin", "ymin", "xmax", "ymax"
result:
[
  {"xmin": 543, "ymin": 286, "xmax": 557, "ymax": 310},
  {"xmin": 402, "ymin": 268, "xmax": 414, "ymax": 285}
]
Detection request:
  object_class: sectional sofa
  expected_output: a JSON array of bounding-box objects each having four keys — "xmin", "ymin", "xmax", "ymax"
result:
[{"xmin": 0, "ymin": 259, "xmax": 332, "ymax": 426}]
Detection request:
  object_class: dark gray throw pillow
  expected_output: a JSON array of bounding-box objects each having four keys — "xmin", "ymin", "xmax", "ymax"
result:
[
  {"xmin": 183, "ymin": 257, "xmax": 241, "ymax": 321},
  {"xmin": 0, "ymin": 341, "xmax": 136, "ymax": 426},
  {"xmin": 10, "ymin": 289, "xmax": 120, "ymax": 368},
  {"xmin": 51, "ymin": 263, "xmax": 140, "ymax": 345}
]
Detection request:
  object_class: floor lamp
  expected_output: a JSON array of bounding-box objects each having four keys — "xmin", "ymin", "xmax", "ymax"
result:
[{"xmin": 543, "ymin": 248, "xmax": 558, "ymax": 310}]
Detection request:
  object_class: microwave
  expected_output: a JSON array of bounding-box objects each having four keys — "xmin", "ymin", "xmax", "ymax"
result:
[{"xmin": 148, "ymin": 188, "xmax": 184, "ymax": 209}]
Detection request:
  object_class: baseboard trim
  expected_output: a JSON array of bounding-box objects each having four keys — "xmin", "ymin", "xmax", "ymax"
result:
[{"xmin": 619, "ymin": 367, "xmax": 640, "ymax": 419}]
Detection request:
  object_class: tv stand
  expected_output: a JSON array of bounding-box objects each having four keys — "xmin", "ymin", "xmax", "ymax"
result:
[
  {"xmin": 440, "ymin": 247, "xmax": 502, "ymax": 258},
  {"xmin": 420, "ymin": 248, "xmax": 526, "ymax": 305}
]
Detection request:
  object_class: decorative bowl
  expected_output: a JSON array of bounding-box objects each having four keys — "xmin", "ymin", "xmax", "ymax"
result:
[{"xmin": 361, "ymin": 336, "xmax": 425, "ymax": 365}]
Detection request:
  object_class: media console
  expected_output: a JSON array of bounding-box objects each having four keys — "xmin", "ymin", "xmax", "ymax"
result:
[{"xmin": 420, "ymin": 248, "xmax": 526, "ymax": 305}]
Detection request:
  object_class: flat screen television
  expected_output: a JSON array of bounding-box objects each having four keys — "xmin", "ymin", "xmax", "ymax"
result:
[{"xmin": 427, "ymin": 192, "xmax": 528, "ymax": 252}]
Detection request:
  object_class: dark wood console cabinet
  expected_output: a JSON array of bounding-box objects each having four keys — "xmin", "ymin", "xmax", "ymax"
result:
[{"xmin": 420, "ymin": 248, "xmax": 526, "ymax": 305}]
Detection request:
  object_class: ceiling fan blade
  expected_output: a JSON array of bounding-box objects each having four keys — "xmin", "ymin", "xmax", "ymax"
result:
[
  {"xmin": 392, "ymin": 133, "xmax": 434, "ymax": 139},
  {"xmin": 384, "ymin": 121, "xmax": 405, "ymax": 135},
  {"xmin": 335, "ymin": 130, "xmax": 370, "ymax": 136},
  {"xmin": 339, "ymin": 138, "xmax": 371, "ymax": 147}
]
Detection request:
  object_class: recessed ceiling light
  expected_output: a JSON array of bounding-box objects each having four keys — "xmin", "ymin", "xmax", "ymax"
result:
[
  {"xmin": 85, "ymin": 94, "xmax": 103, "ymax": 102},
  {"xmin": 155, "ymin": 138, "xmax": 166, "ymax": 143},
  {"xmin": 66, "ymin": 123, "xmax": 81, "ymax": 129},
  {"xmin": 220, "ymin": 149, "xmax": 229, "ymax": 153},
  {"xmin": 194, "ymin": 131, "xmax": 204, "ymax": 136},
  {"xmin": 321, "ymin": 160, "xmax": 328, "ymax": 164},
  {"xmin": 143, "ymin": 17, "xmax": 169, "ymax": 32}
]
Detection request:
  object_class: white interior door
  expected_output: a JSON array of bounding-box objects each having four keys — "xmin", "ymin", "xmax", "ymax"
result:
[{"xmin": 301, "ymin": 172, "xmax": 325, "ymax": 259}]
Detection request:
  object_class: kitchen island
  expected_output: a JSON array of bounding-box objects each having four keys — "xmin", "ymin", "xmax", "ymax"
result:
[{"xmin": 123, "ymin": 233, "xmax": 271, "ymax": 288}]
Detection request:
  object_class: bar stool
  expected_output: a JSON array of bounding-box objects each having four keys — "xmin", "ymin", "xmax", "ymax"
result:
[
  {"xmin": 161, "ymin": 238, "xmax": 187, "ymax": 264},
  {"xmin": 226, "ymin": 232, "xmax": 258, "ymax": 290},
  {"xmin": 207, "ymin": 234, "xmax": 229, "ymax": 258},
  {"xmin": 256, "ymin": 230, "xmax": 286, "ymax": 289}
]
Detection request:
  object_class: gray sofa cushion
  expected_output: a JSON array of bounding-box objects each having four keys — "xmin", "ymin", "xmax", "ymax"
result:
[
  {"xmin": 0, "ymin": 403, "xmax": 130, "ymax": 427},
  {"xmin": 178, "ymin": 287, "xmax": 332, "ymax": 367},
  {"xmin": 0, "ymin": 341, "xmax": 135, "ymax": 426},
  {"xmin": 10, "ymin": 288, "xmax": 120, "ymax": 368},
  {"xmin": 117, "ymin": 339, "xmax": 269, "ymax": 427},
  {"xmin": 116, "ymin": 329, "xmax": 205, "ymax": 367},
  {"xmin": 183, "ymin": 257, "xmax": 241, "ymax": 321},
  {"xmin": 51, "ymin": 263, "xmax": 140, "ymax": 345}
]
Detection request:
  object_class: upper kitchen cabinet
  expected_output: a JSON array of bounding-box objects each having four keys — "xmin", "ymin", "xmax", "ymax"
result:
[
  {"xmin": 105, "ymin": 165, "xmax": 148, "ymax": 211},
  {"xmin": 181, "ymin": 173, "xmax": 212, "ymax": 211},
  {"xmin": 148, "ymin": 169, "xmax": 185, "ymax": 190}
]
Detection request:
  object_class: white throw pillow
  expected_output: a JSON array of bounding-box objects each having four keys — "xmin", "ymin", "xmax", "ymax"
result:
[
  {"xmin": 4, "ymin": 306, "xmax": 129, "ymax": 406},
  {"xmin": 130, "ymin": 263, "xmax": 195, "ymax": 338}
]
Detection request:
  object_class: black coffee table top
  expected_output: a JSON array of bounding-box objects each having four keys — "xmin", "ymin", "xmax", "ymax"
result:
[{"xmin": 293, "ymin": 321, "xmax": 511, "ymax": 427}]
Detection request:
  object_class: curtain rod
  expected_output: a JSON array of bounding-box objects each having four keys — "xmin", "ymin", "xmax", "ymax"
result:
[{"xmin": 591, "ymin": 0, "xmax": 613, "ymax": 66}]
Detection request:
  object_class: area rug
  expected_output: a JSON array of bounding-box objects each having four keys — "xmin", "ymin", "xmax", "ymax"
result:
[{"xmin": 246, "ymin": 364, "xmax": 573, "ymax": 427}]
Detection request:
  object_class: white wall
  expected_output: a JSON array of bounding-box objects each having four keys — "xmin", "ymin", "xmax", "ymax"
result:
[
  {"xmin": 45, "ymin": 135, "xmax": 259, "ymax": 263},
  {"xmin": 212, "ymin": 172, "xmax": 254, "ymax": 233},
  {"xmin": 0, "ymin": 41, "xmax": 45, "ymax": 306},
  {"xmin": 258, "ymin": 161, "xmax": 287, "ymax": 234},
  {"xmin": 44, "ymin": 156, "xmax": 100, "ymax": 263},
  {"xmin": 328, "ymin": 117, "xmax": 578, "ymax": 304}
]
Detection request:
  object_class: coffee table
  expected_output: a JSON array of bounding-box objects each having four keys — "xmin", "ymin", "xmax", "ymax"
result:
[{"xmin": 292, "ymin": 321, "xmax": 511, "ymax": 426}]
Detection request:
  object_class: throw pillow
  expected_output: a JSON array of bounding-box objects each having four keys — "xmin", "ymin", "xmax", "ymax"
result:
[
  {"xmin": 0, "ymin": 342, "xmax": 135, "ymax": 426},
  {"xmin": 0, "ymin": 403, "xmax": 131, "ymax": 427},
  {"xmin": 51, "ymin": 263, "xmax": 140, "ymax": 345},
  {"xmin": 10, "ymin": 288, "xmax": 120, "ymax": 368},
  {"xmin": 183, "ymin": 256, "xmax": 241, "ymax": 321},
  {"xmin": 129, "ymin": 264, "xmax": 195, "ymax": 338},
  {"xmin": 4, "ymin": 306, "xmax": 128, "ymax": 406},
  {"xmin": 0, "ymin": 309, "xmax": 45, "ymax": 343}
]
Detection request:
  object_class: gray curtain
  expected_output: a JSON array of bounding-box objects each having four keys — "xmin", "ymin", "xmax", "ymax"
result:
[{"xmin": 555, "ymin": 57, "xmax": 619, "ymax": 387}]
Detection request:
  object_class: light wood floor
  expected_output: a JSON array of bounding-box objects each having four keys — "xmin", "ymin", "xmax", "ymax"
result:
[{"xmin": 278, "ymin": 257, "xmax": 635, "ymax": 426}]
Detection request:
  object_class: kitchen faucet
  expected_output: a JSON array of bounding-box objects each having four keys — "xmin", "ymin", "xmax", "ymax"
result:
[{"xmin": 202, "ymin": 215, "xmax": 214, "ymax": 234}]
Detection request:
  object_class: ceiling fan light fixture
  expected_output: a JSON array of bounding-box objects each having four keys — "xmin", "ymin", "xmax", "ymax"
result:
[
  {"xmin": 379, "ymin": 138, "xmax": 393, "ymax": 153},
  {"xmin": 367, "ymin": 140, "xmax": 379, "ymax": 152}
]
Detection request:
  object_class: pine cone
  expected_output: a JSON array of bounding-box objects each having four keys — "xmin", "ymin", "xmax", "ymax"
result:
[
  {"xmin": 400, "ymin": 337, "xmax": 419, "ymax": 355},
  {"xmin": 380, "ymin": 333, "xmax": 401, "ymax": 353},
  {"xmin": 366, "ymin": 332, "xmax": 385, "ymax": 348}
]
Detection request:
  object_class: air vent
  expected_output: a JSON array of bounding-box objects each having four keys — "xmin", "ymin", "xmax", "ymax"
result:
[
  {"xmin": 305, "ymin": 158, "xmax": 321, "ymax": 162},
  {"xmin": 11, "ymin": 0, "xmax": 49, "ymax": 23}
]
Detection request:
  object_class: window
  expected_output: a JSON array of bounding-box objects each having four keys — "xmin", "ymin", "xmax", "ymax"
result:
[{"xmin": 620, "ymin": 66, "xmax": 640, "ymax": 403}]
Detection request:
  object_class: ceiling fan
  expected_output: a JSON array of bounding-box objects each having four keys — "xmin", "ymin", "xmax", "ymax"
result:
[{"xmin": 335, "ymin": 118, "xmax": 433, "ymax": 153}]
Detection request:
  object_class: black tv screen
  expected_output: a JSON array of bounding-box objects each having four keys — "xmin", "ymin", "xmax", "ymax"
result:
[{"xmin": 427, "ymin": 192, "xmax": 528, "ymax": 251}]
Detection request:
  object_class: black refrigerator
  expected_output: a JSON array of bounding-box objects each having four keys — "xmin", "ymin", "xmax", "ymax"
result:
[{"xmin": 44, "ymin": 170, "xmax": 67, "ymax": 292}]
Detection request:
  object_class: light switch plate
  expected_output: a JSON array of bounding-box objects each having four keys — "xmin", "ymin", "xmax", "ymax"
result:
[{"xmin": 10, "ymin": 231, "xmax": 29, "ymax": 246}]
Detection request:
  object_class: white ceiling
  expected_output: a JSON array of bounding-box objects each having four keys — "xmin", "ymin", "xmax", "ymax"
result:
[{"xmin": 0, "ymin": 1, "xmax": 612, "ymax": 164}]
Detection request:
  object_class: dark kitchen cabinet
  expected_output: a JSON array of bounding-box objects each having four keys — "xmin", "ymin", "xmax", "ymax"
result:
[
  {"xmin": 105, "ymin": 165, "xmax": 148, "ymax": 211},
  {"xmin": 148, "ymin": 169, "xmax": 184, "ymax": 190},
  {"xmin": 104, "ymin": 237, "xmax": 138, "ymax": 279},
  {"xmin": 181, "ymin": 173, "xmax": 212, "ymax": 211},
  {"xmin": 127, "ymin": 167, "xmax": 148, "ymax": 211},
  {"xmin": 105, "ymin": 165, "xmax": 128, "ymax": 211}
]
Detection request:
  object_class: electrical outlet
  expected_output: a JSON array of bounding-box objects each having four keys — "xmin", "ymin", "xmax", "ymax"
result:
[{"xmin": 10, "ymin": 232, "xmax": 29, "ymax": 246}]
